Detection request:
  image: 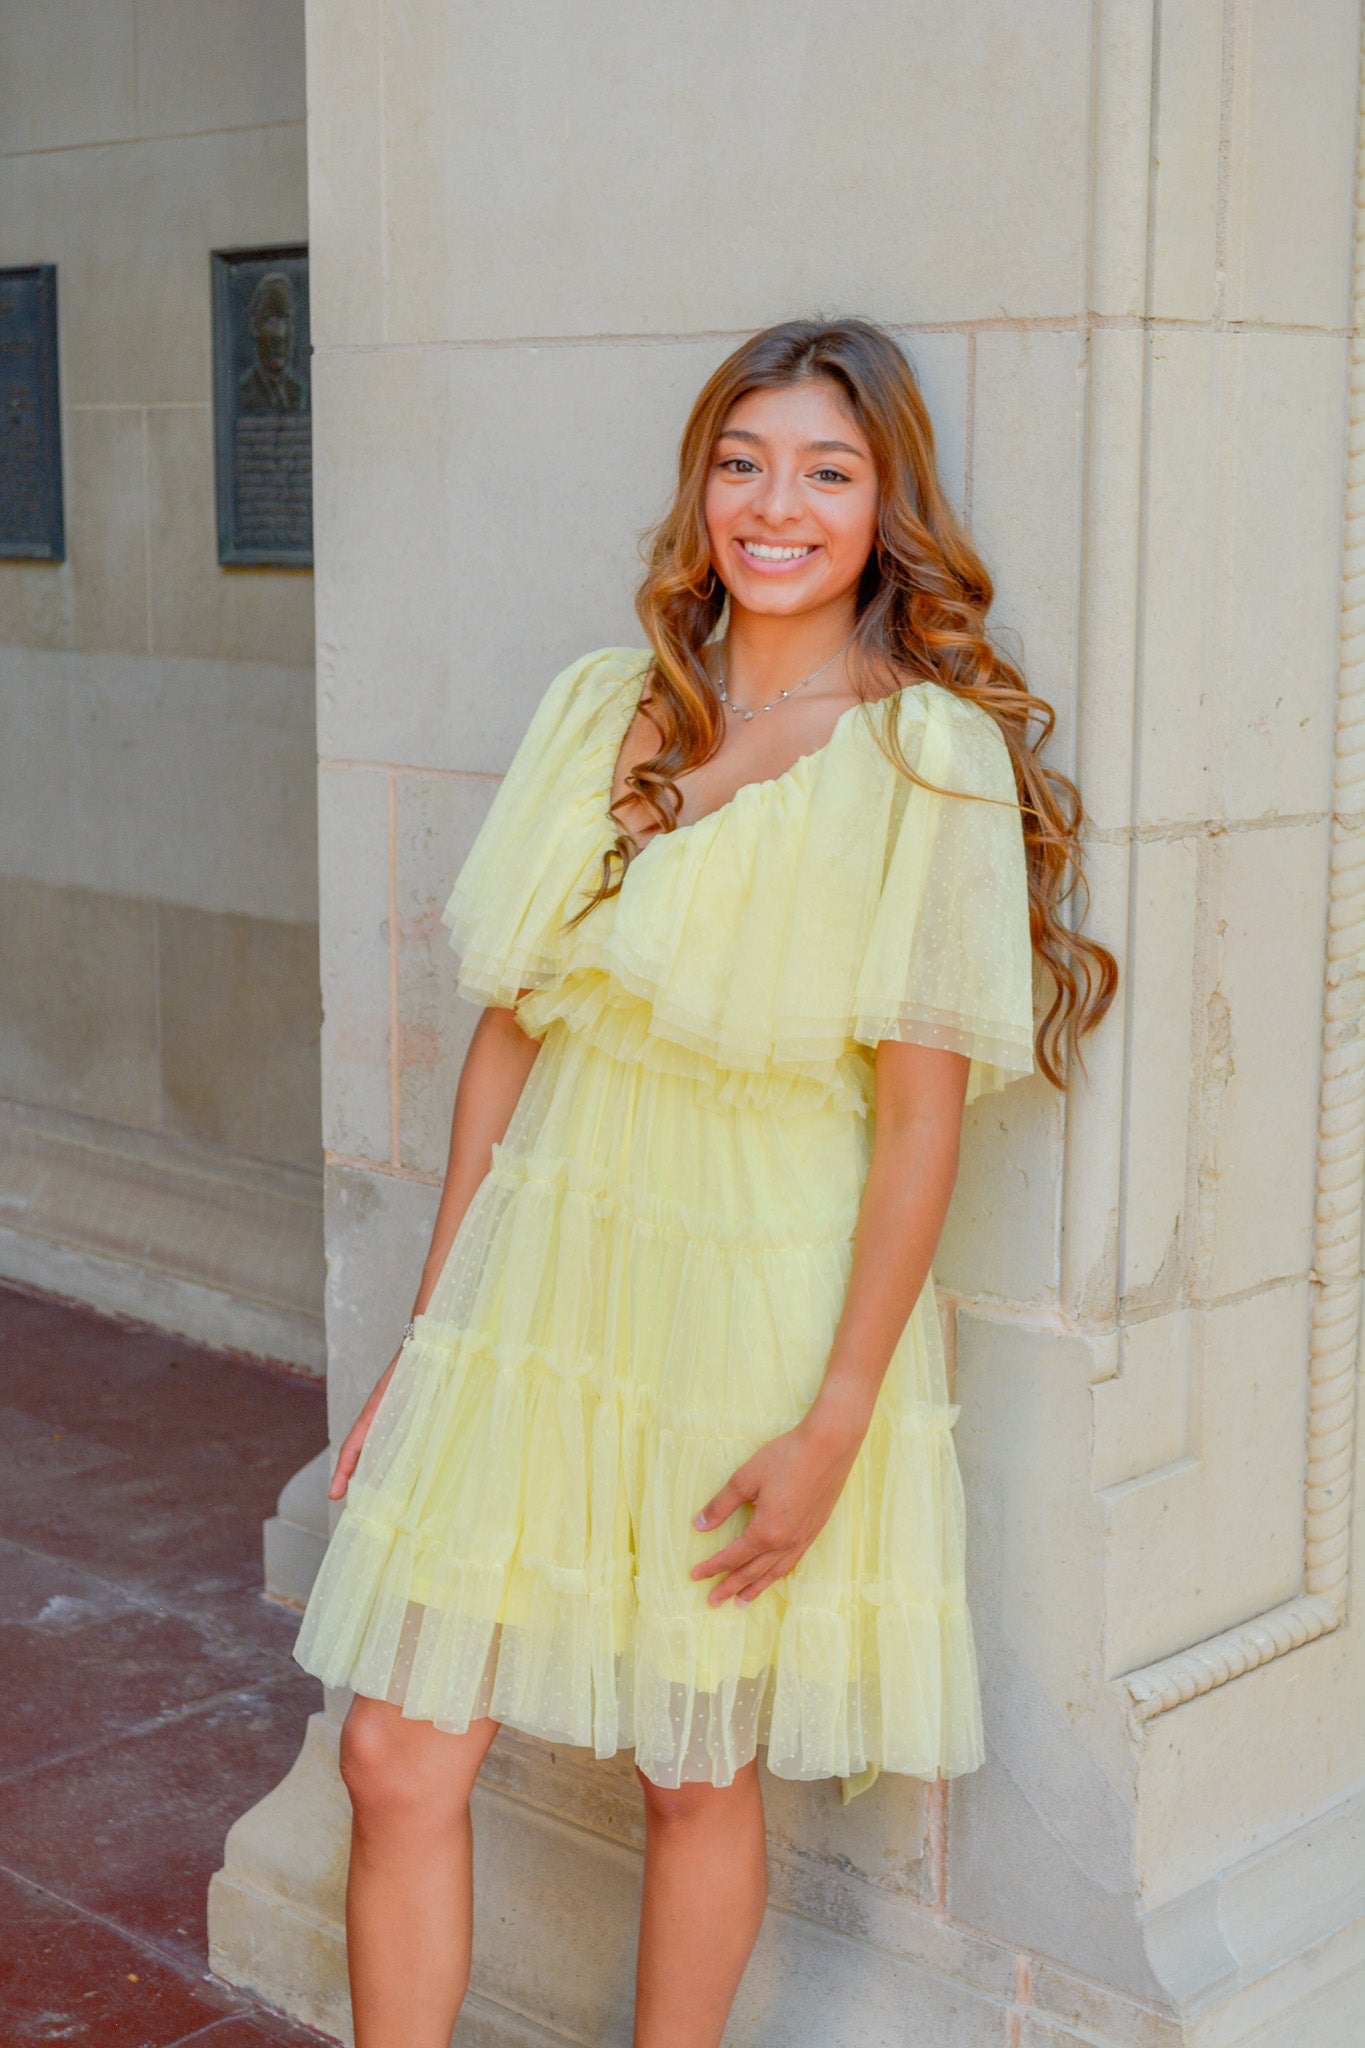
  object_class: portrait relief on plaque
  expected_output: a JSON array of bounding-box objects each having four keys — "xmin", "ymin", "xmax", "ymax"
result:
[
  {"xmin": 0, "ymin": 264, "xmax": 64, "ymax": 561},
  {"xmin": 211, "ymin": 245, "xmax": 312, "ymax": 566}
]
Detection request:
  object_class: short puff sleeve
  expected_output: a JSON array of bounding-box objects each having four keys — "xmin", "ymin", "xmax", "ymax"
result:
[
  {"xmin": 440, "ymin": 646, "xmax": 646, "ymax": 1008},
  {"xmin": 852, "ymin": 686, "xmax": 1036, "ymax": 1102}
]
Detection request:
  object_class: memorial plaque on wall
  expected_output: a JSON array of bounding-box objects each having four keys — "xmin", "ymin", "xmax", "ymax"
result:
[
  {"xmin": 211, "ymin": 245, "xmax": 312, "ymax": 566},
  {"xmin": 0, "ymin": 265, "xmax": 64, "ymax": 560}
]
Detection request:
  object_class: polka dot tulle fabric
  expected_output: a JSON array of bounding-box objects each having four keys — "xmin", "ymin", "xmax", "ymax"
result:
[{"xmin": 293, "ymin": 648, "xmax": 1036, "ymax": 1796}]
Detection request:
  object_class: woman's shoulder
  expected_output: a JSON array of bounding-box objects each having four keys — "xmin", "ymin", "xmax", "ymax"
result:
[
  {"xmin": 543, "ymin": 643, "xmax": 652, "ymax": 708},
  {"xmin": 502, "ymin": 645, "xmax": 650, "ymax": 778},
  {"xmin": 441, "ymin": 646, "xmax": 649, "ymax": 1004},
  {"xmin": 562, "ymin": 642, "xmax": 653, "ymax": 675},
  {"xmin": 852, "ymin": 673, "xmax": 1015, "ymax": 801},
  {"xmin": 861, "ymin": 669, "xmax": 998, "ymax": 731}
]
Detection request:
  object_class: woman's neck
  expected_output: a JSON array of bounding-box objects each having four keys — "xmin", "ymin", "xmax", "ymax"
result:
[{"xmin": 715, "ymin": 599, "xmax": 859, "ymax": 700}]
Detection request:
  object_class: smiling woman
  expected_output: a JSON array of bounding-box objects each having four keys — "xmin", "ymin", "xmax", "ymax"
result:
[
  {"xmin": 602, "ymin": 377, "xmax": 885, "ymax": 848},
  {"xmin": 290, "ymin": 316, "xmax": 1117, "ymax": 2048}
]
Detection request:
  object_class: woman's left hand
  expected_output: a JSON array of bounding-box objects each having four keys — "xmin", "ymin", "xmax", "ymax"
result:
[{"xmin": 689, "ymin": 1409, "xmax": 868, "ymax": 1608}]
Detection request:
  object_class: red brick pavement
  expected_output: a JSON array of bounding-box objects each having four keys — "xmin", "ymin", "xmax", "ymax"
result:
[{"xmin": 0, "ymin": 1282, "xmax": 339, "ymax": 2046}]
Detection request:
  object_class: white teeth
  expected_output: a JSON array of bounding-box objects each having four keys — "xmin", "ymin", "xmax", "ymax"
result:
[{"xmin": 741, "ymin": 541, "xmax": 815, "ymax": 562}]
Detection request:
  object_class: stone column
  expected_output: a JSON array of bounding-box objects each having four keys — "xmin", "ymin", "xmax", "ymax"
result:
[
  {"xmin": 211, "ymin": 4, "xmax": 1365, "ymax": 2042},
  {"xmin": 0, "ymin": 0, "xmax": 323, "ymax": 1371}
]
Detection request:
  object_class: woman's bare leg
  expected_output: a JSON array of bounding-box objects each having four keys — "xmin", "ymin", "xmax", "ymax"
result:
[
  {"xmin": 339, "ymin": 1693, "xmax": 502, "ymax": 2048},
  {"xmin": 632, "ymin": 1760, "xmax": 768, "ymax": 2048}
]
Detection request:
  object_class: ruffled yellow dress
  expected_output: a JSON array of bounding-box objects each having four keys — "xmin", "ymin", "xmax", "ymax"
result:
[{"xmin": 293, "ymin": 646, "xmax": 1036, "ymax": 1796}]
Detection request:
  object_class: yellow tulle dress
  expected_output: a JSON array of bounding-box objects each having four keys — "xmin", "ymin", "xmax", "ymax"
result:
[{"xmin": 293, "ymin": 646, "xmax": 1036, "ymax": 1797}]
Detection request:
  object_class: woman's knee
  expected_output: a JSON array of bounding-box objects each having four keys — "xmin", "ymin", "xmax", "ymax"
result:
[
  {"xmin": 339, "ymin": 1699, "xmax": 415, "ymax": 1815},
  {"xmin": 338, "ymin": 1697, "xmax": 489, "ymax": 1821},
  {"xmin": 635, "ymin": 1761, "xmax": 761, "ymax": 1827}
]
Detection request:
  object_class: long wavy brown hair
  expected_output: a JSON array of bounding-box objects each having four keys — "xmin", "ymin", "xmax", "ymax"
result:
[{"xmin": 573, "ymin": 316, "xmax": 1116, "ymax": 1089}]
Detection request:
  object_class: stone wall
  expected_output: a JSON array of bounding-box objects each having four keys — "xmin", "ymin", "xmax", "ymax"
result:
[
  {"xmin": 0, "ymin": 0, "xmax": 324, "ymax": 1369},
  {"xmin": 213, "ymin": 3, "xmax": 1365, "ymax": 2042}
]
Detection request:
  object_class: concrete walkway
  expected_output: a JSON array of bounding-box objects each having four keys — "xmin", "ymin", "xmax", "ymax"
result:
[{"xmin": 0, "ymin": 1282, "xmax": 338, "ymax": 2045}]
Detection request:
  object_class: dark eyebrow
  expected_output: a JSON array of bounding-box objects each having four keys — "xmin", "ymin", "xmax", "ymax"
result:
[{"xmin": 716, "ymin": 428, "xmax": 868, "ymax": 459}]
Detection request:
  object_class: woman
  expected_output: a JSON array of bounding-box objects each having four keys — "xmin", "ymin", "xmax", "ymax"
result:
[{"xmin": 293, "ymin": 316, "xmax": 1117, "ymax": 2048}]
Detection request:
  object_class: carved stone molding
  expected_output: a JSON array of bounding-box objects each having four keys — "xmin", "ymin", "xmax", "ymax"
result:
[{"xmin": 1119, "ymin": 42, "xmax": 1365, "ymax": 1725}]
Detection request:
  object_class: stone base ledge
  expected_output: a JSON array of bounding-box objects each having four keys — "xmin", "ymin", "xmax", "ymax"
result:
[
  {"xmin": 209, "ymin": 1715, "xmax": 1364, "ymax": 2048},
  {"xmin": 0, "ymin": 1097, "xmax": 325, "ymax": 1371},
  {"xmin": 1142, "ymin": 1785, "xmax": 1365, "ymax": 2048},
  {"xmin": 208, "ymin": 1712, "xmax": 352, "ymax": 2041},
  {"xmin": 264, "ymin": 1446, "xmax": 333, "ymax": 1607}
]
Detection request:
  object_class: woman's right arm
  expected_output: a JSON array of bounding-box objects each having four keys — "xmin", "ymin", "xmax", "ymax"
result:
[{"xmin": 328, "ymin": 999, "xmax": 542, "ymax": 1499}]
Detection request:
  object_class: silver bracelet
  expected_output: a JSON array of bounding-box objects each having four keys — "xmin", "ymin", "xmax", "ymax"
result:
[{"xmin": 400, "ymin": 1317, "xmax": 417, "ymax": 1347}]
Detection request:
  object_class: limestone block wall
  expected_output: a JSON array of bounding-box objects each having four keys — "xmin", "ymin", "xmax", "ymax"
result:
[
  {"xmin": 213, "ymin": 3, "xmax": 1365, "ymax": 2043},
  {"xmin": 0, "ymin": 0, "xmax": 325, "ymax": 1368}
]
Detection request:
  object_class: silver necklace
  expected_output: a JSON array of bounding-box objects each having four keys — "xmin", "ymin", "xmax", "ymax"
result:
[{"xmin": 716, "ymin": 636, "xmax": 855, "ymax": 720}]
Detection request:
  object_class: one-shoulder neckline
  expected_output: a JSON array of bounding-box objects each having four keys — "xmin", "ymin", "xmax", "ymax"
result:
[{"xmin": 605, "ymin": 658, "xmax": 928, "ymax": 853}]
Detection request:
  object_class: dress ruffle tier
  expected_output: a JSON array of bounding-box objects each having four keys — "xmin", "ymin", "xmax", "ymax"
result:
[
  {"xmin": 445, "ymin": 647, "xmax": 1036, "ymax": 1107},
  {"xmin": 293, "ymin": 647, "xmax": 1036, "ymax": 1794}
]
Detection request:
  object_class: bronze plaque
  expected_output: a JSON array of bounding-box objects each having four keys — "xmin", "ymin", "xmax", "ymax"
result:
[
  {"xmin": 211, "ymin": 245, "xmax": 312, "ymax": 566},
  {"xmin": 0, "ymin": 265, "xmax": 64, "ymax": 561}
]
